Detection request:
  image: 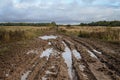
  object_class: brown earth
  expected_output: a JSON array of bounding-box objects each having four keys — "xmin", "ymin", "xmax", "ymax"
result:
[{"xmin": 0, "ymin": 32, "xmax": 120, "ymax": 80}]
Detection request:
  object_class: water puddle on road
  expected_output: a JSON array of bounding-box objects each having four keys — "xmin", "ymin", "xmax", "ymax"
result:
[
  {"xmin": 21, "ymin": 71, "xmax": 31, "ymax": 80},
  {"xmin": 72, "ymin": 49, "xmax": 88, "ymax": 79},
  {"xmin": 48, "ymin": 42, "xmax": 51, "ymax": 45},
  {"xmin": 39, "ymin": 35, "xmax": 58, "ymax": 40},
  {"xmin": 21, "ymin": 48, "xmax": 52, "ymax": 80},
  {"xmin": 40, "ymin": 48, "xmax": 53, "ymax": 60},
  {"xmin": 93, "ymin": 49, "xmax": 102, "ymax": 54},
  {"xmin": 87, "ymin": 50, "xmax": 98, "ymax": 59},
  {"xmin": 72, "ymin": 49, "xmax": 82, "ymax": 59},
  {"xmin": 62, "ymin": 41, "xmax": 73, "ymax": 79}
]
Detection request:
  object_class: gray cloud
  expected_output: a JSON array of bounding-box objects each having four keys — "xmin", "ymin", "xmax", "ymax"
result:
[
  {"xmin": 81, "ymin": 0, "xmax": 95, "ymax": 3},
  {"xmin": 0, "ymin": 0, "xmax": 120, "ymax": 24}
]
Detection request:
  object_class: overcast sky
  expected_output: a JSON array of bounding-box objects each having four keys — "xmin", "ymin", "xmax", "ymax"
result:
[{"xmin": 0, "ymin": 0, "xmax": 120, "ymax": 24}]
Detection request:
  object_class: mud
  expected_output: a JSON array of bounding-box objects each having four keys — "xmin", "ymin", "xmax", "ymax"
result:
[{"xmin": 0, "ymin": 34, "xmax": 120, "ymax": 80}]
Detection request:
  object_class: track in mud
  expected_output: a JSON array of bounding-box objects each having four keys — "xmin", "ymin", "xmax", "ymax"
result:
[{"xmin": 0, "ymin": 34, "xmax": 120, "ymax": 80}]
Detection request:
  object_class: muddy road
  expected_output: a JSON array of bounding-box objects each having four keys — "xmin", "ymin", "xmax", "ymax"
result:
[{"xmin": 0, "ymin": 34, "xmax": 120, "ymax": 80}]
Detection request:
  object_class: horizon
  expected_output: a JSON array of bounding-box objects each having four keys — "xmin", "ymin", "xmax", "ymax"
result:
[
  {"xmin": 0, "ymin": 0, "xmax": 120, "ymax": 24},
  {"xmin": 0, "ymin": 20, "xmax": 120, "ymax": 25}
]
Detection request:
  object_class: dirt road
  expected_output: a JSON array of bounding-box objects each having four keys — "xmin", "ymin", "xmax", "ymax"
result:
[{"xmin": 0, "ymin": 34, "xmax": 120, "ymax": 80}]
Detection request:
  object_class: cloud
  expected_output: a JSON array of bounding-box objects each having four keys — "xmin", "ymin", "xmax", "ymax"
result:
[
  {"xmin": 81, "ymin": 0, "xmax": 95, "ymax": 3},
  {"xmin": 0, "ymin": 0, "xmax": 120, "ymax": 24}
]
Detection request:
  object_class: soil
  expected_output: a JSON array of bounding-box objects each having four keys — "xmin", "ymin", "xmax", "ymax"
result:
[{"xmin": 0, "ymin": 32, "xmax": 120, "ymax": 80}]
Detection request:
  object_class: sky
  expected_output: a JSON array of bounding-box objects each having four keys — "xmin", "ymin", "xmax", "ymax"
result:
[{"xmin": 0, "ymin": 0, "xmax": 120, "ymax": 24}]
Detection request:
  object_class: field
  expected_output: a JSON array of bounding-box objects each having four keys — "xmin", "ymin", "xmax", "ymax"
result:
[
  {"xmin": 59, "ymin": 26, "xmax": 120, "ymax": 32},
  {"xmin": 0, "ymin": 26, "xmax": 120, "ymax": 80},
  {"xmin": 59, "ymin": 26, "xmax": 120, "ymax": 43},
  {"xmin": 0, "ymin": 26, "xmax": 51, "ymax": 44},
  {"xmin": 0, "ymin": 26, "xmax": 50, "ymax": 31}
]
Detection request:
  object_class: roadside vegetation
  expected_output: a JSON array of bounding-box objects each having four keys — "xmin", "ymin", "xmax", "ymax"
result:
[
  {"xmin": 0, "ymin": 21, "xmax": 120, "ymax": 45},
  {"xmin": 0, "ymin": 26, "xmax": 50, "ymax": 44},
  {"xmin": 78, "ymin": 28, "xmax": 120, "ymax": 43},
  {"xmin": 58, "ymin": 26, "xmax": 120, "ymax": 44},
  {"xmin": 0, "ymin": 22, "xmax": 56, "ymax": 55}
]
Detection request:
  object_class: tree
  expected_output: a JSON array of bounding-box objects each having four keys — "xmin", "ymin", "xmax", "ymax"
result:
[{"xmin": 51, "ymin": 21, "xmax": 56, "ymax": 27}]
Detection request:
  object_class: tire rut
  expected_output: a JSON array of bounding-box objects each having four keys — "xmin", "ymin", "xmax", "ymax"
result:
[{"xmin": 1, "ymin": 34, "xmax": 120, "ymax": 80}]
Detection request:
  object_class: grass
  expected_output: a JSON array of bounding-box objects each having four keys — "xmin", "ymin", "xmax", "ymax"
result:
[
  {"xmin": 58, "ymin": 26, "xmax": 120, "ymax": 44},
  {"xmin": 0, "ymin": 26, "xmax": 50, "ymax": 44},
  {"xmin": 0, "ymin": 26, "xmax": 50, "ymax": 31},
  {"xmin": 59, "ymin": 26, "xmax": 120, "ymax": 32},
  {"xmin": 0, "ymin": 26, "xmax": 51, "ymax": 55},
  {"xmin": 78, "ymin": 27, "xmax": 120, "ymax": 41},
  {"xmin": 0, "ymin": 26, "xmax": 119, "ymax": 44}
]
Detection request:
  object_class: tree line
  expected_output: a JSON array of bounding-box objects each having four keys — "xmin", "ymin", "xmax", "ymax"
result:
[
  {"xmin": 0, "ymin": 22, "xmax": 56, "ymax": 26},
  {"xmin": 1, "ymin": 21, "xmax": 120, "ymax": 27},
  {"xmin": 79, "ymin": 21, "xmax": 120, "ymax": 26}
]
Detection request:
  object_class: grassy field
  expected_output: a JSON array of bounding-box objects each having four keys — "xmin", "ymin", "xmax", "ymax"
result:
[
  {"xmin": 0, "ymin": 26, "xmax": 50, "ymax": 31},
  {"xmin": 59, "ymin": 26, "xmax": 120, "ymax": 32},
  {"xmin": 0, "ymin": 26, "xmax": 51, "ymax": 44},
  {"xmin": 59, "ymin": 26, "xmax": 120, "ymax": 44},
  {"xmin": 0, "ymin": 26, "xmax": 120, "ymax": 44}
]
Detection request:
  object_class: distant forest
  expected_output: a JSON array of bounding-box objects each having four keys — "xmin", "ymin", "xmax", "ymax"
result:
[
  {"xmin": 0, "ymin": 21, "xmax": 120, "ymax": 27},
  {"xmin": 79, "ymin": 21, "xmax": 120, "ymax": 26},
  {"xmin": 0, "ymin": 22, "xmax": 56, "ymax": 26}
]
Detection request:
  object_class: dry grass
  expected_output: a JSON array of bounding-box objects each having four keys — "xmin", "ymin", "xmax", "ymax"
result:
[
  {"xmin": 59, "ymin": 26, "xmax": 120, "ymax": 43},
  {"xmin": 59, "ymin": 26, "xmax": 120, "ymax": 33},
  {"xmin": 0, "ymin": 26, "xmax": 50, "ymax": 31},
  {"xmin": 0, "ymin": 26, "xmax": 51, "ymax": 44}
]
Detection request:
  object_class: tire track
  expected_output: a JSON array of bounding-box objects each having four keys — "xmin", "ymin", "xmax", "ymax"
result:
[
  {"xmin": 1, "ymin": 34, "xmax": 119, "ymax": 80},
  {"xmin": 71, "ymin": 37, "xmax": 120, "ymax": 80}
]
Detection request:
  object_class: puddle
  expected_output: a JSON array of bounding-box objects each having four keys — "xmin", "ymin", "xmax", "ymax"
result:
[
  {"xmin": 93, "ymin": 49, "xmax": 102, "ymax": 54},
  {"xmin": 40, "ymin": 48, "xmax": 53, "ymax": 60},
  {"xmin": 72, "ymin": 49, "xmax": 82, "ymax": 59},
  {"xmin": 62, "ymin": 41, "xmax": 73, "ymax": 79},
  {"xmin": 48, "ymin": 42, "xmax": 51, "ymax": 45},
  {"xmin": 39, "ymin": 35, "xmax": 57, "ymax": 40},
  {"xmin": 21, "ymin": 71, "xmax": 31, "ymax": 80},
  {"xmin": 87, "ymin": 50, "xmax": 98, "ymax": 59},
  {"xmin": 42, "ymin": 77, "xmax": 47, "ymax": 80}
]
